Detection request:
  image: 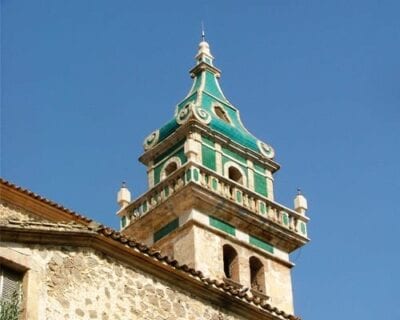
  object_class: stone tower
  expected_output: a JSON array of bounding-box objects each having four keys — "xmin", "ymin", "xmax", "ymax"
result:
[{"xmin": 117, "ymin": 37, "xmax": 309, "ymax": 314}]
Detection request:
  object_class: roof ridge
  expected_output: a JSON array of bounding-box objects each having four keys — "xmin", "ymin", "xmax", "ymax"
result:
[
  {"xmin": 0, "ymin": 177, "xmax": 93, "ymax": 224},
  {"xmin": 5, "ymin": 219, "xmax": 95, "ymax": 232}
]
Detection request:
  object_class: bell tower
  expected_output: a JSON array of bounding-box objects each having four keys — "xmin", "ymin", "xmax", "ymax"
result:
[{"xmin": 117, "ymin": 37, "xmax": 309, "ymax": 314}]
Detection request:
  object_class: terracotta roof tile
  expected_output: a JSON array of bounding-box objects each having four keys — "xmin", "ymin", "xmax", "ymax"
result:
[{"xmin": 0, "ymin": 178, "xmax": 92, "ymax": 224}]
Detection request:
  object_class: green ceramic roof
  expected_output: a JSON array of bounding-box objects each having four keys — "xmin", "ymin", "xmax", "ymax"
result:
[{"xmin": 144, "ymin": 40, "xmax": 275, "ymax": 159}]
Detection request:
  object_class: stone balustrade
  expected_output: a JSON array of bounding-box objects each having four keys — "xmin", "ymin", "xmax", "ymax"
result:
[{"xmin": 122, "ymin": 162, "xmax": 308, "ymax": 238}]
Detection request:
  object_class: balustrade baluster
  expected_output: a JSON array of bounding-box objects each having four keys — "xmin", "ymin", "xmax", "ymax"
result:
[
  {"xmin": 249, "ymin": 197, "xmax": 254, "ymax": 210},
  {"xmin": 220, "ymin": 181, "xmax": 225, "ymax": 196},
  {"xmin": 126, "ymin": 166, "xmax": 306, "ymax": 238},
  {"xmin": 229, "ymin": 187, "xmax": 234, "ymax": 200},
  {"xmin": 293, "ymin": 218, "xmax": 298, "ymax": 232},
  {"xmin": 201, "ymin": 172, "xmax": 207, "ymax": 186},
  {"xmin": 224, "ymin": 184, "xmax": 230, "ymax": 198},
  {"xmin": 178, "ymin": 176, "xmax": 182, "ymax": 188},
  {"xmin": 243, "ymin": 194, "xmax": 249, "ymax": 207},
  {"xmin": 207, "ymin": 174, "xmax": 212, "ymax": 189},
  {"xmin": 272, "ymin": 208, "xmax": 278, "ymax": 222}
]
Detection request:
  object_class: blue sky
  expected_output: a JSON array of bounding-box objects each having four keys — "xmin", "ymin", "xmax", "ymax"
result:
[{"xmin": 2, "ymin": 1, "xmax": 399, "ymax": 319}]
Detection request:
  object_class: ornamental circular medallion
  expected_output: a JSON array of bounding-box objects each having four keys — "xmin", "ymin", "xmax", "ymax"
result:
[
  {"xmin": 193, "ymin": 106, "xmax": 211, "ymax": 124},
  {"xmin": 257, "ymin": 140, "xmax": 275, "ymax": 159},
  {"xmin": 143, "ymin": 130, "xmax": 160, "ymax": 151},
  {"xmin": 176, "ymin": 104, "xmax": 193, "ymax": 125}
]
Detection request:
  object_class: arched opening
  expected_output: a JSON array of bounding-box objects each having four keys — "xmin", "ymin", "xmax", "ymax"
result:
[
  {"xmin": 249, "ymin": 256, "xmax": 265, "ymax": 293},
  {"xmin": 164, "ymin": 162, "xmax": 178, "ymax": 177},
  {"xmin": 214, "ymin": 106, "xmax": 230, "ymax": 124},
  {"xmin": 223, "ymin": 245, "xmax": 239, "ymax": 281},
  {"xmin": 228, "ymin": 166, "xmax": 243, "ymax": 185}
]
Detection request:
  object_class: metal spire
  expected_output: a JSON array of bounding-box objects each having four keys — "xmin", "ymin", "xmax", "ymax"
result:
[{"xmin": 201, "ymin": 21, "xmax": 206, "ymax": 41}]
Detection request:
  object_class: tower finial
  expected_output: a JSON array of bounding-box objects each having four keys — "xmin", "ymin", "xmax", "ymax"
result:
[
  {"xmin": 117, "ymin": 181, "xmax": 131, "ymax": 209},
  {"xmin": 201, "ymin": 21, "xmax": 206, "ymax": 42}
]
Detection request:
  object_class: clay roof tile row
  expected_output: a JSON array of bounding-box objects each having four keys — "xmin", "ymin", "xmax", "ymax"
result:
[{"xmin": 0, "ymin": 178, "xmax": 92, "ymax": 223}]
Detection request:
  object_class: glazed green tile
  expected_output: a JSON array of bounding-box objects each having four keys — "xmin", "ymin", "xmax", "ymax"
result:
[
  {"xmin": 154, "ymin": 218, "xmax": 179, "ymax": 242},
  {"xmin": 209, "ymin": 216, "xmax": 235, "ymax": 236},
  {"xmin": 249, "ymin": 235, "xmax": 274, "ymax": 254}
]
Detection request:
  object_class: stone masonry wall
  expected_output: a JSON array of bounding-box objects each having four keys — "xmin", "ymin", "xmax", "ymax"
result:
[
  {"xmin": 3, "ymin": 243, "xmax": 249, "ymax": 320},
  {"xmin": 0, "ymin": 201, "xmax": 43, "ymax": 224},
  {"xmin": 193, "ymin": 226, "xmax": 294, "ymax": 314},
  {"xmin": 42, "ymin": 245, "xmax": 246, "ymax": 320},
  {"xmin": 152, "ymin": 223, "xmax": 294, "ymax": 314},
  {"xmin": 1, "ymin": 201, "xmax": 248, "ymax": 320}
]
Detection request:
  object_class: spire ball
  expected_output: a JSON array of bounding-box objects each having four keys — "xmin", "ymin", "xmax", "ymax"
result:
[{"xmin": 198, "ymin": 39, "xmax": 211, "ymax": 56}]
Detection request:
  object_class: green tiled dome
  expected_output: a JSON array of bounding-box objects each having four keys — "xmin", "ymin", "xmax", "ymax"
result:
[{"xmin": 143, "ymin": 39, "xmax": 275, "ymax": 160}]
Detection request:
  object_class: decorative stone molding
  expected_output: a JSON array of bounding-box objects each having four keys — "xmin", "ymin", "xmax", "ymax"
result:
[
  {"xmin": 160, "ymin": 156, "xmax": 182, "ymax": 181},
  {"xmin": 0, "ymin": 246, "xmax": 43, "ymax": 320},
  {"xmin": 143, "ymin": 130, "xmax": 160, "ymax": 151},
  {"xmin": 193, "ymin": 107, "xmax": 212, "ymax": 124},
  {"xmin": 223, "ymin": 160, "xmax": 248, "ymax": 187},
  {"xmin": 257, "ymin": 141, "xmax": 275, "ymax": 159},
  {"xmin": 176, "ymin": 104, "xmax": 194, "ymax": 125}
]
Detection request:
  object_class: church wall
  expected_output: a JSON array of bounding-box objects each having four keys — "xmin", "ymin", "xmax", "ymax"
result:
[
  {"xmin": 0, "ymin": 202, "xmax": 41, "ymax": 223},
  {"xmin": 193, "ymin": 224, "xmax": 222, "ymax": 280},
  {"xmin": 0, "ymin": 202, "xmax": 250, "ymax": 320},
  {"xmin": 3, "ymin": 243, "xmax": 250, "ymax": 320},
  {"xmin": 156, "ymin": 223, "xmax": 196, "ymax": 268},
  {"xmin": 192, "ymin": 225, "xmax": 294, "ymax": 314},
  {"xmin": 267, "ymin": 260, "xmax": 294, "ymax": 315}
]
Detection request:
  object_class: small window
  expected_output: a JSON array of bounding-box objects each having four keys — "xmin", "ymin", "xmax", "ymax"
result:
[
  {"xmin": 223, "ymin": 245, "xmax": 239, "ymax": 281},
  {"xmin": 0, "ymin": 265, "xmax": 23, "ymax": 316},
  {"xmin": 164, "ymin": 162, "xmax": 178, "ymax": 177},
  {"xmin": 214, "ymin": 106, "xmax": 230, "ymax": 124},
  {"xmin": 249, "ymin": 257, "xmax": 265, "ymax": 293},
  {"xmin": 160, "ymin": 157, "xmax": 182, "ymax": 182},
  {"xmin": 228, "ymin": 166, "xmax": 243, "ymax": 184}
]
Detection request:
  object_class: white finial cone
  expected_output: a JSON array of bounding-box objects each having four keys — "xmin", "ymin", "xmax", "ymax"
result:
[
  {"xmin": 294, "ymin": 191, "xmax": 308, "ymax": 215},
  {"xmin": 117, "ymin": 182, "xmax": 131, "ymax": 208}
]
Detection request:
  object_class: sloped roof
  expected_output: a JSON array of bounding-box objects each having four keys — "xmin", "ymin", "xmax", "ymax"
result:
[{"xmin": 0, "ymin": 178, "xmax": 92, "ymax": 224}]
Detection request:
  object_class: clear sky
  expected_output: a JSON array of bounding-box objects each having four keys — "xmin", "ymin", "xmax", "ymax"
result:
[{"xmin": 2, "ymin": 1, "xmax": 399, "ymax": 319}]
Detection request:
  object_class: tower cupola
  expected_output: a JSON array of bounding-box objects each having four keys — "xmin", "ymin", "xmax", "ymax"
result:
[
  {"xmin": 118, "ymin": 36, "xmax": 310, "ymax": 316},
  {"xmin": 142, "ymin": 38, "xmax": 276, "ymax": 166}
]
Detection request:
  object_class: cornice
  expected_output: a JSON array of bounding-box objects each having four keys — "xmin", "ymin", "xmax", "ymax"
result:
[{"xmin": 139, "ymin": 120, "xmax": 280, "ymax": 173}]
